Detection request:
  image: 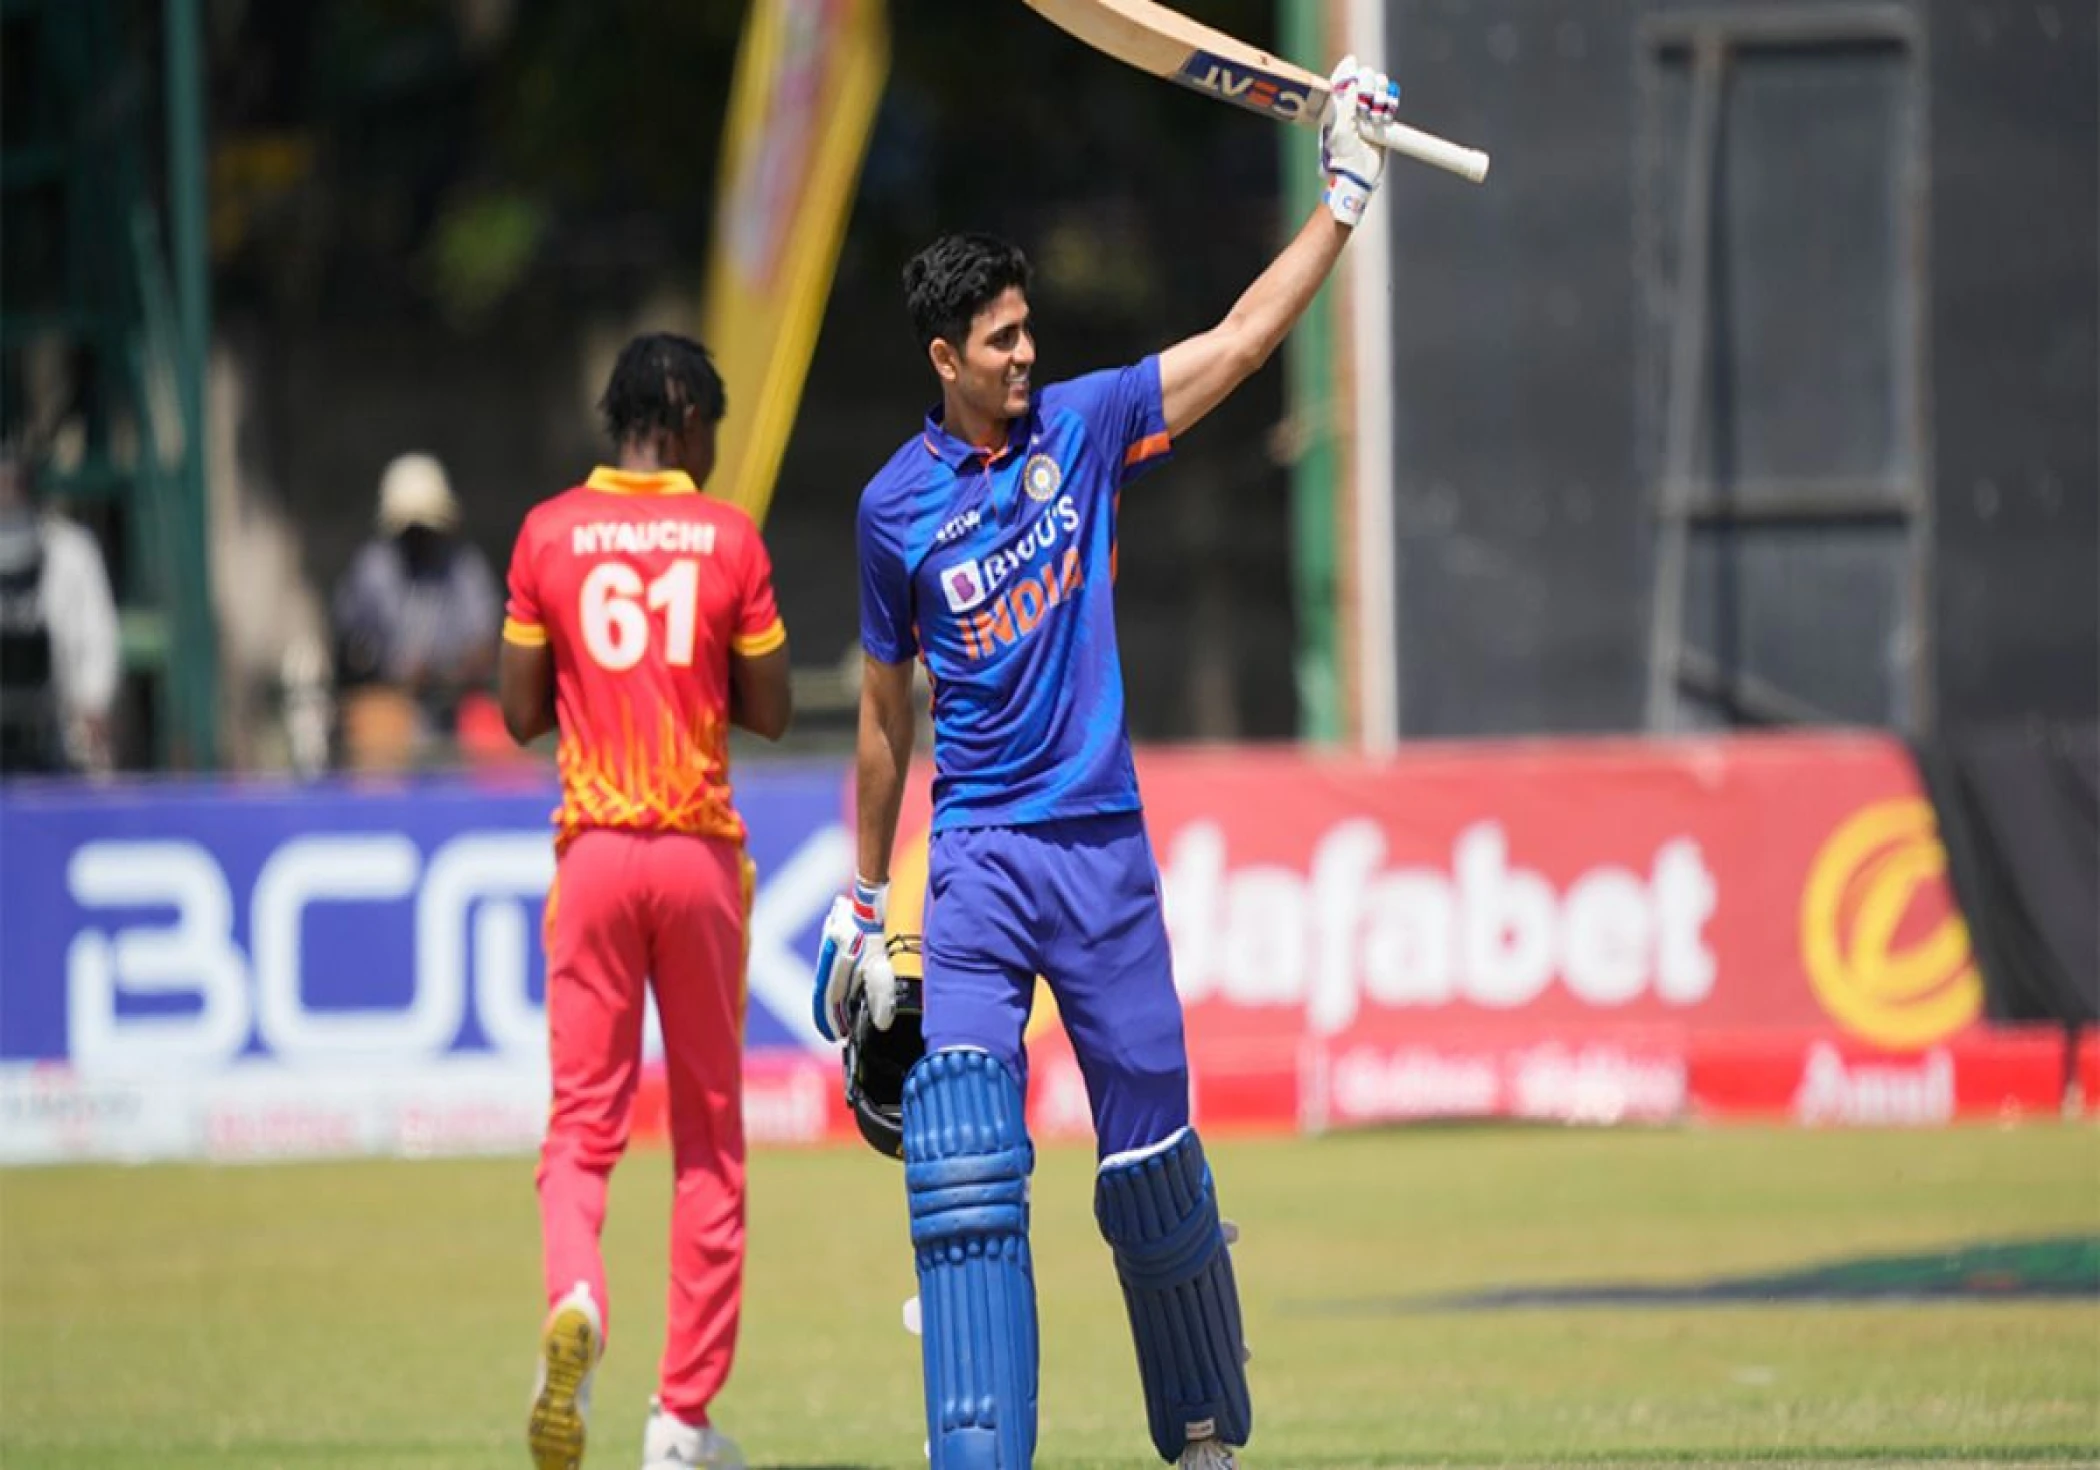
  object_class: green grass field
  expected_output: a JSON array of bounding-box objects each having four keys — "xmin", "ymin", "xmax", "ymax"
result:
[{"xmin": 3, "ymin": 1123, "xmax": 2096, "ymax": 1468}]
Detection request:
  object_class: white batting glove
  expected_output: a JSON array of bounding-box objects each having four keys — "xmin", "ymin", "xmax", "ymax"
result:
[
  {"xmin": 1320, "ymin": 55, "xmax": 1401, "ymax": 226},
  {"xmin": 859, "ymin": 939, "xmax": 899, "ymax": 1034},
  {"xmin": 812, "ymin": 876, "xmax": 888, "ymax": 1041}
]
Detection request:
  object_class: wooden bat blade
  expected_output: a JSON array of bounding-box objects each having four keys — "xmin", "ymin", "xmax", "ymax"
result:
[
  {"xmin": 1023, "ymin": 0, "xmax": 1330, "ymax": 125},
  {"xmin": 1021, "ymin": 0, "xmax": 1492, "ymax": 182}
]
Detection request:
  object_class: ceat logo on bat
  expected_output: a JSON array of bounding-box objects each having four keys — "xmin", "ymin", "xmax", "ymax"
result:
[{"xmin": 1175, "ymin": 50, "xmax": 1316, "ymax": 121}]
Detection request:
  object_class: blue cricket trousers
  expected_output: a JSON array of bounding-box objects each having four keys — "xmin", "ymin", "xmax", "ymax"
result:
[{"xmin": 921, "ymin": 811, "xmax": 1189, "ymax": 1157}]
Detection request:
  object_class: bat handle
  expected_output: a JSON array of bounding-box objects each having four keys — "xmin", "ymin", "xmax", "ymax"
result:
[{"xmin": 1361, "ymin": 115, "xmax": 1491, "ymax": 184}]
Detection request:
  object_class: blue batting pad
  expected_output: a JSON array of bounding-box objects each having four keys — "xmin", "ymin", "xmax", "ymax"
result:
[
  {"xmin": 1095, "ymin": 1128, "xmax": 1252, "ymax": 1460},
  {"xmin": 903, "ymin": 1049, "xmax": 1038, "ymax": 1470}
]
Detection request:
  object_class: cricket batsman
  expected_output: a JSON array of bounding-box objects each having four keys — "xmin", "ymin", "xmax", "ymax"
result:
[
  {"xmin": 813, "ymin": 59, "xmax": 1400, "ymax": 1470},
  {"xmin": 501, "ymin": 333, "xmax": 792, "ymax": 1470}
]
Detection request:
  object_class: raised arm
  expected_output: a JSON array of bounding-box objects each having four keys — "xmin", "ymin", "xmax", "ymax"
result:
[
  {"xmin": 1157, "ymin": 209, "xmax": 1352, "ymax": 439},
  {"xmin": 1157, "ymin": 57, "xmax": 1398, "ymax": 441}
]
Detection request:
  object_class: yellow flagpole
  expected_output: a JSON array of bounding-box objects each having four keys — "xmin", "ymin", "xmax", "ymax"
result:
[{"xmin": 701, "ymin": 0, "xmax": 889, "ymax": 525}]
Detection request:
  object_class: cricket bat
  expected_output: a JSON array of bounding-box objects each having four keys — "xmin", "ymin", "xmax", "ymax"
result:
[{"xmin": 1022, "ymin": 0, "xmax": 1490, "ymax": 184}]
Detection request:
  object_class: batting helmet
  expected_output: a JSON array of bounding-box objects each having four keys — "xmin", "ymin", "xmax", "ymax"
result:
[{"xmin": 842, "ymin": 933, "xmax": 927, "ymax": 1160}]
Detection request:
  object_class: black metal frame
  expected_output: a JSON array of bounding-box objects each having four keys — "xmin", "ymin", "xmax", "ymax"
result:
[{"xmin": 1636, "ymin": 2, "xmax": 1932, "ymax": 734}]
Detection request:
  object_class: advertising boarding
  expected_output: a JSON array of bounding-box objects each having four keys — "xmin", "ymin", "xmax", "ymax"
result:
[
  {"xmin": 0, "ymin": 732, "xmax": 2036, "ymax": 1163},
  {"xmin": 0, "ymin": 768, "xmax": 849, "ymax": 1163}
]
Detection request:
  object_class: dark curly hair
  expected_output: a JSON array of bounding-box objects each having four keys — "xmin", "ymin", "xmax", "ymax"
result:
[
  {"xmin": 597, "ymin": 332, "xmax": 726, "ymax": 446},
  {"xmin": 903, "ymin": 234, "xmax": 1032, "ymax": 353}
]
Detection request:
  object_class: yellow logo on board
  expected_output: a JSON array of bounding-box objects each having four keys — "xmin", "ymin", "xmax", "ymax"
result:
[{"xmin": 1799, "ymin": 799, "xmax": 1981, "ymax": 1048}]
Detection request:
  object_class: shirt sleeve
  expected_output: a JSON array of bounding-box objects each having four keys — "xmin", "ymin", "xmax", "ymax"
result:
[
  {"xmin": 502, "ymin": 515, "xmax": 546, "ymax": 647},
  {"xmin": 732, "ymin": 525, "xmax": 786, "ymax": 657},
  {"xmin": 1056, "ymin": 355, "xmax": 1174, "ymax": 489},
  {"xmin": 857, "ymin": 490, "xmax": 917, "ymax": 664}
]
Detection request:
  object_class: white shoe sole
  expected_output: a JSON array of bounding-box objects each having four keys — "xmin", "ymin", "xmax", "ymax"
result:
[{"xmin": 528, "ymin": 1303, "xmax": 599, "ymax": 1469}]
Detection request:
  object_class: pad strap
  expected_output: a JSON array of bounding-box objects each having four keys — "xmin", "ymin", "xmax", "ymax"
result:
[
  {"xmin": 904, "ymin": 1049, "xmax": 1038, "ymax": 1469},
  {"xmin": 1096, "ymin": 1128, "xmax": 1253, "ymax": 1460}
]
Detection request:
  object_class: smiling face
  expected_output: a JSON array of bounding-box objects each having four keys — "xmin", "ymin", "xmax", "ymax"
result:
[{"xmin": 932, "ymin": 285, "xmax": 1035, "ymax": 439}]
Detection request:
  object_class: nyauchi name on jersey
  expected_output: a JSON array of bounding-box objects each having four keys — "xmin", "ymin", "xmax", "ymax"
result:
[{"xmin": 569, "ymin": 520, "xmax": 720, "ymax": 557}]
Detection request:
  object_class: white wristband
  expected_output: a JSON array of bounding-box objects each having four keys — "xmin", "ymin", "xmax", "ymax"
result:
[
  {"xmin": 1324, "ymin": 173, "xmax": 1372, "ymax": 227},
  {"xmin": 850, "ymin": 875, "xmax": 888, "ymax": 928}
]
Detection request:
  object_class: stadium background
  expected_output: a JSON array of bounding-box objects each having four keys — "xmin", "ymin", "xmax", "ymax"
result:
[{"xmin": 0, "ymin": 1, "xmax": 2095, "ymax": 1465}]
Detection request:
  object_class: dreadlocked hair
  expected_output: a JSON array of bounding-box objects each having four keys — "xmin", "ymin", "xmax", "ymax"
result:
[{"xmin": 597, "ymin": 333, "xmax": 727, "ymax": 446}]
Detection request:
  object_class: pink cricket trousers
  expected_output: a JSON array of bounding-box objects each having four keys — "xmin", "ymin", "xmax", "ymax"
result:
[{"xmin": 538, "ymin": 827, "xmax": 751, "ymax": 1425}]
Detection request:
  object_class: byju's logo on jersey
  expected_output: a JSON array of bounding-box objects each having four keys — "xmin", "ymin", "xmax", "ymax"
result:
[{"xmin": 939, "ymin": 558, "xmax": 989, "ymax": 613}]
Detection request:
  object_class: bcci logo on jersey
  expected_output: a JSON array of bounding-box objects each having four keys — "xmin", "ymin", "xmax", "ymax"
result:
[
  {"xmin": 940, "ymin": 558, "xmax": 989, "ymax": 614},
  {"xmin": 1023, "ymin": 454, "xmax": 1062, "ymax": 502}
]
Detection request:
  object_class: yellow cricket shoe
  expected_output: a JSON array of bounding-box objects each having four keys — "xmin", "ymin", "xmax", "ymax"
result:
[{"xmin": 528, "ymin": 1282, "xmax": 604, "ymax": 1470}]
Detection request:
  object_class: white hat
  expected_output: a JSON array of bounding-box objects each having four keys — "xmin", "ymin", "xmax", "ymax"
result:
[{"xmin": 377, "ymin": 453, "xmax": 459, "ymax": 532}]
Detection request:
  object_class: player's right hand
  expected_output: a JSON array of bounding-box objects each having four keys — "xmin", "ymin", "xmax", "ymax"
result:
[
  {"xmin": 813, "ymin": 877, "xmax": 892, "ymax": 1041},
  {"xmin": 1321, "ymin": 55, "xmax": 1401, "ymax": 226}
]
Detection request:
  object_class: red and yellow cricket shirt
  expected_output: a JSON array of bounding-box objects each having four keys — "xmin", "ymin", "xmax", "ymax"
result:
[{"xmin": 503, "ymin": 466, "xmax": 785, "ymax": 849}]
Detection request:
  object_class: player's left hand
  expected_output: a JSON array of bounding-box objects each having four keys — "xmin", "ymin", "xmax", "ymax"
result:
[
  {"xmin": 857, "ymin": 938, "xmax": 899, "ymax": 1036},
  {"xmin": 813, "ymin": 877, "xmax": 889, "ymax": 1041},
  {"xmin": 1320, "ymin": 55, "xmax": 1401, "ymax": 226}
]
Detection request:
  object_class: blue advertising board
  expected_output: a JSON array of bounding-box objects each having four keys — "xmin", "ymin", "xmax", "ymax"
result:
[{"xmin": 0, "ymin": 766, "xmax": 850, "ymax": 1076}]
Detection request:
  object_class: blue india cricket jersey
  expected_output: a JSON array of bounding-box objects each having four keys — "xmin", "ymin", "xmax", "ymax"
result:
[{"xmin": 858, "ymin": 356, "xmax": 1174, "ymax": 831}]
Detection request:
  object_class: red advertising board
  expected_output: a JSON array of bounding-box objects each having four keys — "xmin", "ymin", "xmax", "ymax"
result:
[
  {"xmin": 1130, "ymin": 733, "xmax": 1983, "ymax": 1057},
  {"xmin": 1685, "ymin": 1026, "xmax": 2067, "ymax": 1124},
  {"xmin": 842, "ymin": 731, "xmax": 2040, "ymax": 1131},
  {"xmin": 687, "ymin": 731, "xmax": 2051, "ymax": 1146}
]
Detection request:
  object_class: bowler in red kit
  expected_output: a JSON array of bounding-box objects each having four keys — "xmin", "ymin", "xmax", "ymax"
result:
[{"xmin": 499, "ymin": 333, "xmax": 790, "ymax": 1470}]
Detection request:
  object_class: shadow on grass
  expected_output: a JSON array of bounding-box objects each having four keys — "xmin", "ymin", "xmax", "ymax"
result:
[{"xmin": 1298, "ymin": 1235, "xmax": 2100, "ymax": 1315}]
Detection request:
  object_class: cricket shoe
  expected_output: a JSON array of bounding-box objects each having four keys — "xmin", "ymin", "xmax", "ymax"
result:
[
  {"xmin": 641, "ymin": 1399, "xmax": 745, "ymax": 1469},
  {"xmin": 1177, "ymin": 1437, "xmax": 1239, "ymax": 1470},
  {"xmin": 528, "ymin": 1282, "xmax": 604, "ymax": 1470}
]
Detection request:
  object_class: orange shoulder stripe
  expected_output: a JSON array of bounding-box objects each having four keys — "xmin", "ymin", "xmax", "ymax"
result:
[{"xmin": 1123, "ymin": 432, "xmax": 1171, "ymax": 467}]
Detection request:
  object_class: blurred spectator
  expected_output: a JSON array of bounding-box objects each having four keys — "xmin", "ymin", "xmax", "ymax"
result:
[
  {"xmin": 332, "ymin": 452, "xmax": 499, "ymax": 770},
  {"xmin": 0, "ymin": 447, "xmax": 120, "ymax": 776}
]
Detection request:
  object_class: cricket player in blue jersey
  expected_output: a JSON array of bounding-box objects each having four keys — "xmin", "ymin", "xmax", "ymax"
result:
[{"xmin": 813, "ymin": 58, "xmax": 1401, "ymax": 1470}]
